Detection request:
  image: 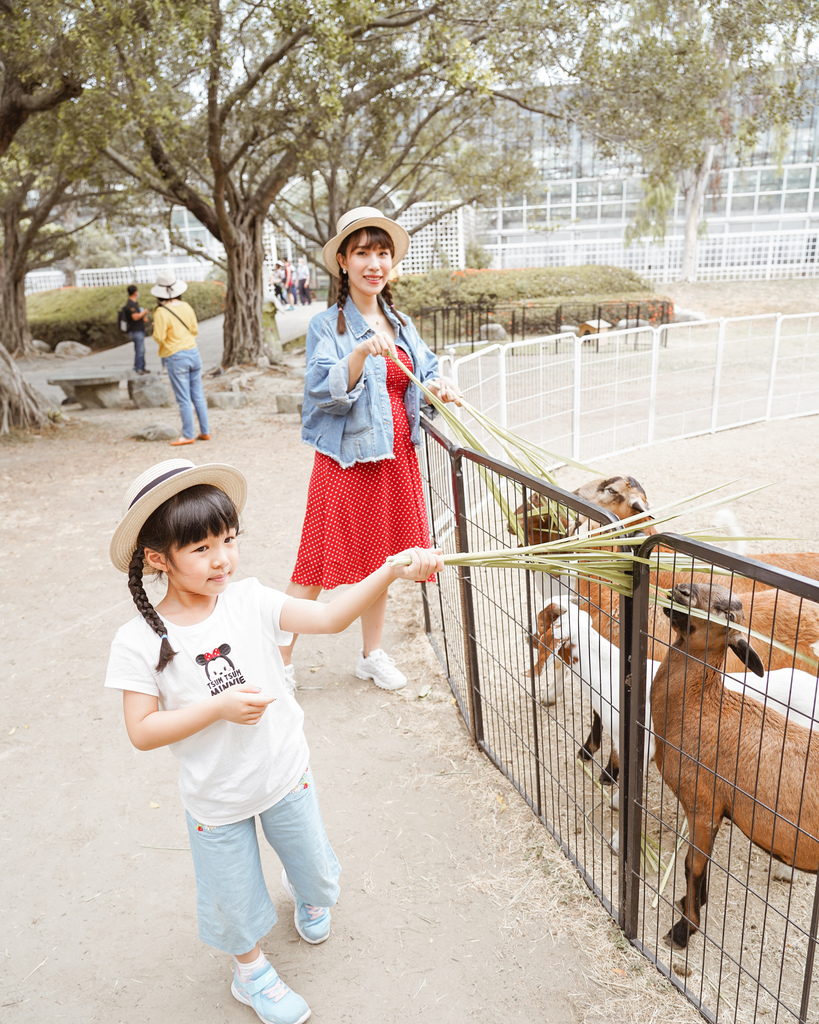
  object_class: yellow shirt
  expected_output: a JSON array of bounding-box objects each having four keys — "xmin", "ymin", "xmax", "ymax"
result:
[{"xmin": 152, "ymin": 300, "xmax": 199, "ymax": 358}]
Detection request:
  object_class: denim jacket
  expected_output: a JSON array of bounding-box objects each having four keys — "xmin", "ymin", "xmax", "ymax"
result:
[{"xmin": 301, "ymin": 296, "xmax": 439, "ymax": 468}]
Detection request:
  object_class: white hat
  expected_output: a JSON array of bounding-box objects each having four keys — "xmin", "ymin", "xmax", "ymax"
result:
[
  {"xmin": 321, "ymin": 207, "xmax": 409, "ymax": 277},
  {"xmin": 150, "ymin": 271, "xmax": 188, "ymax": 299},
  {"xmin": 109, "ymin": 459, "xmax": 247, "ymax": 574}
]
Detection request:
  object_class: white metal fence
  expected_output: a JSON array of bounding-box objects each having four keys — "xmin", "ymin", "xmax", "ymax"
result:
[
  {"xmin": 484, "ymin": 228, "xmax": 819, "ymax": 284},
  {"xmin": 25, "ymin": 261, "xmax": 214, "ymax": 295},
  {"xmin": 446, "ymin": 312, "xmax": 819, "ymax": 464}
]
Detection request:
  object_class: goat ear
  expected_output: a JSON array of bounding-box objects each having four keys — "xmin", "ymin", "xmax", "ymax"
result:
[
  {"xmin": 728, "ymin": 633, "xmax": 765, "ymax": 677},
  {"xmin": 538, "ymin": 602, "xmax": 565, "ymax": 631}
]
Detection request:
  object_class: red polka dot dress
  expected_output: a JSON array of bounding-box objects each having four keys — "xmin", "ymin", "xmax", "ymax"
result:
[{"xmin": 292, "ymin": 348, "xmax": 431, "ymax": 588}]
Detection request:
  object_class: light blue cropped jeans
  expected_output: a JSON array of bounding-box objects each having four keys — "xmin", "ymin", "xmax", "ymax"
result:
[
  {"xmin": 162, "ymin": 347, "xmax": 210, "ymax": 439},
  {"xmin": 185, "ymin": 767, "xmax": 341, "ymax": 954}
]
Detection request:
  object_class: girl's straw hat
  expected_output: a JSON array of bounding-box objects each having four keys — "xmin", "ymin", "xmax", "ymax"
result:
[
  {"xmin": 150, "ymin": 271, "xmax": 188, "ymax": 299},
  {"xmin": 110, "ymin": 459, "xmax": 247, "ymax": 573},
  {"xmin": 321, "ymin": 206, "xmax": 409, "ymax": 277}
]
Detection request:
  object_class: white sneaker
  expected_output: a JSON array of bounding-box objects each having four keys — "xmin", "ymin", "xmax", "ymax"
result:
[
  {"xmin": 283, "ymin": 664, "xmax": 297, "ymax": 695},
  {"xmin": 355, "ymin": 648, "xmax": 407, "ymax": 691}
]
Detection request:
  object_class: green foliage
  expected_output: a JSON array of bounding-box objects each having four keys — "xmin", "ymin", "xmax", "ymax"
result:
[
  {"xmin": 464, "ymin": 241, "xmax": 493, "ymax": 270},
  {"xmin": 26, "ymin": 282, "xmax": 225, "ymax": 351},
  {"xmin": 392, "ymin": 266, "xmax": 653, "ymax": 315}
]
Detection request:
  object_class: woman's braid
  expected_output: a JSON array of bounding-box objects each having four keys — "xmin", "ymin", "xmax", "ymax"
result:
[
  {"xmin": 380, "ymin": 281, "xmax": 406, "ymax": 326},
  {"xmin": 335, "ymin": 270, "xmax": 350, "ymax": 335},
  {"xmin": 128, "ymin": 548, "xmax": 177, "ymax": 671}
]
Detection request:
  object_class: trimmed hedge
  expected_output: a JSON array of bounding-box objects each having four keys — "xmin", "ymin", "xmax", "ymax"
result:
[
  {"xmin": 392, "ymin": 265, "xmax": 653, "ymax": 316},
  {"xmin": 26, "ymin": 281, "xmax": 226, "ymax": 351}
]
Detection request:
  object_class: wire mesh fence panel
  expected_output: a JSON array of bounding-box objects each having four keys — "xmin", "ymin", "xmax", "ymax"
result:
[
  {"xmin": 574, "ymin": 329, "xmax": 657, "ymax": 460},
  {"xmin": 418, "ymin": 422, "xmax": 472, "ymax": 725},
  {"xmin": 713, "ymin": 316, "xmax": 781, "ymax": 432},
  {"xmin": 503, "ymin": 336, "xmax": 577, "ymax": 455},
  {"xmin": 626, "ymin": 537, "xmax": 819, "ymax": 1024},
  {"xmin": 773, "ymin": 316, "xmax": 819, "ymax": 421}
]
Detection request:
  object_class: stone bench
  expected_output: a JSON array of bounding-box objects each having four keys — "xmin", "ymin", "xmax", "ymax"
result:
[{"xmin": 47, "ymin": 371, "xmax": 129, "ymax": 408}]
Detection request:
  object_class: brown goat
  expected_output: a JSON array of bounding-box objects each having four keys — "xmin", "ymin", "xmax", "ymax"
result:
[
  {"xmin": 533, "ymin": 581, "xmax": 819, "ymax": 785},
  {"xmin": 651, "ymin": 582, "xmax": 819, "ymax": 950},
  {"xmin": 510, "ymin": 475, "xmax": 652, "ymax": 545}
]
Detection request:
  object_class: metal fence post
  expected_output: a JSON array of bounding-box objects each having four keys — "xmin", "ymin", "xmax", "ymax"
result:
[
  {"xmin": 498, "ymin": 344, "xmax": 508, "ymax": 428},
  {"xmin": 710, "ymin": 317, "xmax": 726, "ymax": 434},
  {"xmin": 572, "ymin": 336, "xmax": 582, "ymax": 463},
  {"xmin": 647, "ymin": 328, "xmax": 660, "ymax": 446},
  {"xmin": 450, "ymin": 451, "xmax": 484, "ymax": 745},
  {"xmin": 620, "ymin": 548, "xmax": 649, "ymax": 938},
  {"xmin": 765, "ymin": 312, "xmax": 782, "ymax": 421}
]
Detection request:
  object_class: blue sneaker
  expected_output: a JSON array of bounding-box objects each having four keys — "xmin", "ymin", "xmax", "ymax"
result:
[
  {"xmin": 230, "ymin": 962, "xmax": 310, "ymax": 1024},
  {"xmin": 281, "ymin": 869, "xmax": 331, "ymax": 944}
]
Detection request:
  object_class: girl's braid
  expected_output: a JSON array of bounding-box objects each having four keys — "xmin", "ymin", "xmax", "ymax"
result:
[
  {"xmin": 128, "ymin": 548, "xmax": 177, "ymax": 671},
  {"xmin": 335, "ymin": 270, "xmax": 350, "ymax": 335},
  {"xmin": 380, "ymin": 280, "xmax": 406, "ymax": 326}
]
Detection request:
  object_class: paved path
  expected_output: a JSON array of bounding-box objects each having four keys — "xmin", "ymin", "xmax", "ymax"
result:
[{"xmin": 22, "ymin": 301, "xmax": 325, "ymax": 405}]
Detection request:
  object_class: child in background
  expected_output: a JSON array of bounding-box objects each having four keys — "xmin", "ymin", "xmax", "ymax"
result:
[{"xmin": 105, "ymin": 458, "xmax": 442, "ymax": 1024}]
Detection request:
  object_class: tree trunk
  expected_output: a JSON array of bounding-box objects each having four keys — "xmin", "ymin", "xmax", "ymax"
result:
[
  {"xmin": 0, "ymin": 203, "xmax": 36, "ymax": 356},
  {"xmin": 0, "ymin": 267, "xmax": 34, "ymax": 356},
  {"xmin": 0, "ymin": 342, "xmax": 50, "ymax": 434},
  {"xmin": 679, "ymin": 144, "xmax": 715, "ymax": 283},
  {"xmin": 222, "ymin": 217, "xmax": 266, "ymax": 366}
]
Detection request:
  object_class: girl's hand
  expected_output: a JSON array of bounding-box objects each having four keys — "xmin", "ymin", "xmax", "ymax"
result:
[
  {"xmin": 389, "ymin": 546, "xmax": 444, "ymax": 582},
  {"xmin": 355, "ymin": 332, "xmax": 396, "ymax": 361},
  {"xmin": 218, "ymin": 686, "xmax": 275, "ymax": 725},
  {"xmin": 427, "ymin": 376, "xmax": 462, "ymax": 406}
]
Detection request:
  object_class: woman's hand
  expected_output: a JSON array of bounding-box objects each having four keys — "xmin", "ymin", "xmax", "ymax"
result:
[
  {"xmin": 217, "ymin": 686, "xmax": 275, "ymax": 725},
  {"xmin": 354, "ymin": 331, "xmax": 397, "ymax": 361},
  {"xmin": 427, "ymin": 376, "xmax": 462, "ymax": 406},
  {"xmin": 389, "ymin": 546, "xmax": 444, "ymax": 582}
]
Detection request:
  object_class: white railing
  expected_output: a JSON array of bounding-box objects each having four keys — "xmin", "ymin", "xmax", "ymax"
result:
[
  {"xmin": 76, "ymin": 262, "xmax": 214, "ymax": 288},
  {"xmin": 484, "ymin": 228, "xmax": 819, "ymax": 285},
  {"xmin": 448, "ymin": 312, "xmax": 819, "ymax": 465},
  {"xmin": 25, "ymin": 261, "xmax": 214, "ymax": 295},
  {"xmin": 24, "ymin": 270, "xmax": 66, "ymax": 294}
]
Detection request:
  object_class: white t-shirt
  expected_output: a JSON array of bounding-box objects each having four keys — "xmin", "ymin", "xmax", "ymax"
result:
[{"xmin": 105, "ymin": 577, "xmax": 309, "ymax": 826}]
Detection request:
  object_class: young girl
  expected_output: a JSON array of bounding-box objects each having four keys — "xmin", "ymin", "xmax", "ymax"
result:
[
  {"xmin": 105, "ymin": 457, "xmax": 442, "ymax": 1024},
  {"xmin": 281, "ymin": 206, "xmax": 460, "ymax": 693}
]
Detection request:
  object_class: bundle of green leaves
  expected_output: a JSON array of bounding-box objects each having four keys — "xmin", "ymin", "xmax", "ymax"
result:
[{"xmin": 26, "ymin": 282, "xmax": 226, "ymax": 351}]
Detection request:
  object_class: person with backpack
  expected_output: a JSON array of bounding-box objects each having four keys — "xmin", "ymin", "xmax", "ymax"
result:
[
  {"xmin": 122, "ymin": 284, "xmax": 150, "ymax": 374},
  {"xmin": 150, "ymin": 272, "xmax": 210, "ymax": 447}
]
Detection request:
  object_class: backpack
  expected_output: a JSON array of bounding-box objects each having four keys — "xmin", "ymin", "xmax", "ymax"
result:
[{"xmin": 118, "ymin": 304, "xmax": 130, "ymax": 333}]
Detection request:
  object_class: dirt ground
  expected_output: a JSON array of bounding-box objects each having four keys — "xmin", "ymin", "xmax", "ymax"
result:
[{"xmin": 2, "ymin": 288, "xmax": 817, "ymax": 1024}]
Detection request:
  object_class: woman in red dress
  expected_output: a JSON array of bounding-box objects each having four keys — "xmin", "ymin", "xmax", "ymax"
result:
[{"xmin": 281, "ymin": 207, "xmax": 460, "ymax": 692}]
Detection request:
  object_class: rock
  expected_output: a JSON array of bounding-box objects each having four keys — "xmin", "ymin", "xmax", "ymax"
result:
[
  {"xmin": 557, "ymin": 324, "xmax": 579, "ymax": 335},
  {"xmin": 32, "ymin": 339, "xmax": 52, "ymax": 353},
  {"xmin": 132, "ymin": 423, "xmax": 178, "ymax": 441},
  {"xmin": 54, "ymin": 340, "xmax": 91, "ymax": 358},
  {"xmin": 207, "ymin": 391, "xmax": 248, "ymax": 410},
  {"xmin": 479, "ymin": 323, "xmax": 509, "ymax": 342},
  {"xmin": 615, "ymin": 318, "xmax": 650, "ymax": 330},
  {"xmin": 275, "ymin": 393, "xmax": 303, "ymax": 415},
  {"xmin": 128, "ymin": 376, "xmax": 172, "ymax": 408},
  {"xmin": 256, "ymin": 355, "xmax": 272, "ymax": 369},
  {"xmin": 673, "ymin": 308, "xmax": 707, "ymax": 323}
]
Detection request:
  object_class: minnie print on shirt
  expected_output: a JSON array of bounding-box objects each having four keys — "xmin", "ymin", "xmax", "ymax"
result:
[{"xmin": 195, "ymin": 644, "xmax": 247, "ymax": 696}]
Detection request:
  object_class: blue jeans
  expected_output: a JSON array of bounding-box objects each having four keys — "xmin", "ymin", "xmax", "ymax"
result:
[
  {"xmin": 162, "ymin": 347, "xmax": 209, "ymax": 439},
  {"xmin": 185, "ymin": 767, "xmax": 341, "ymax": 954},
  {"xmin": 130, "ymin": 330, "xmax": 146, "ymax": 371}
]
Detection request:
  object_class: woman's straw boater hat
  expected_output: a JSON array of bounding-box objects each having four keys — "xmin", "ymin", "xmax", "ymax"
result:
[
  {"xmin": 150, "ymin": 271, "xmax": 188, "ymax": 299},
  {"xmin": 321, "ymin": 206, "xmax": 409, "ymax": 277},
  {"xmin": 110, "ymin": 459, "xmax": 247, "ymax": 574}
]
